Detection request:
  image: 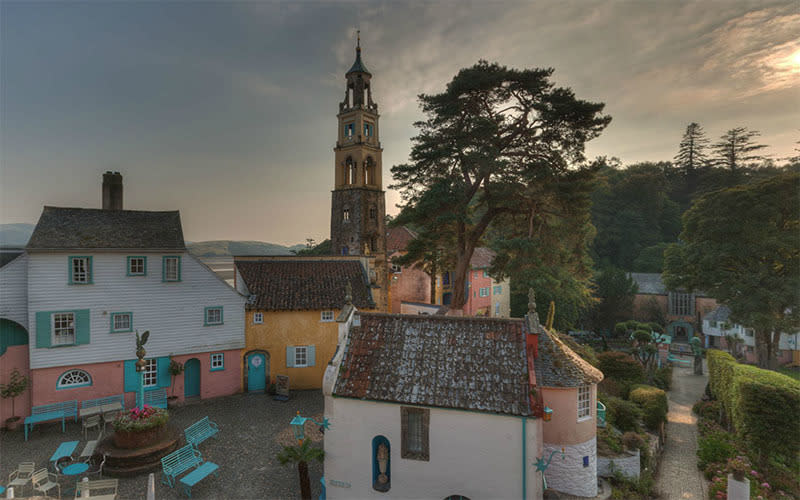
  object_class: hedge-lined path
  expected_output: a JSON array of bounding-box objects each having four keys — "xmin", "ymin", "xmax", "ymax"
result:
[{"xmin": 655, "ymin": 361, "xmax": 709, "ymax": 499}]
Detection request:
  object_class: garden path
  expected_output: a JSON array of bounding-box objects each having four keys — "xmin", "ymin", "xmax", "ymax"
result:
[{"xmin": 654, "ymin": 361, "xmax": 709, "ymax": 499}]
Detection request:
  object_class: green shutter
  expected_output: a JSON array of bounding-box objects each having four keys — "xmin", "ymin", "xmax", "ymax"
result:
[
  {"xmin": 123, "ymin": 360, "xmax": 139, "ymax": 392},
  {"xmin": 286, "ymin": 347, "xmax": 295, "ymax": 368},
  {"xmin": 307, "ymin": 346, "xmax": 316, "ymax": 367},
  {"xmin": 75, "ymin": 309, "xmax": 91, "ymax": 345},
  {"xmin": 157, "ymin": 357, "xmax": 171, "ymax": 388},
  {"xmin": 35, "ymin": 311, "xmax": 52, "ymax": 348}
]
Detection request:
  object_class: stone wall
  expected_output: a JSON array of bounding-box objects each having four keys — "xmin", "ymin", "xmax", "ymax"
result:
[
  {"xmin": 597, "ymin": 449, "xmax": 640, "ymax": 479},
  {"xmin": 543, "ymin": 437, "xmax": 597, "ymax": 497}
]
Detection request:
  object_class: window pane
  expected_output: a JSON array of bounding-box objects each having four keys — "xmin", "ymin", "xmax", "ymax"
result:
[
  {"xmin": 295, "ymin": 346, "xmax": 307, "ymax": 366},
  {"xmin": 53, "ymin": 313, "xmax": 76, "ymax": 345},
  {"xmin": 408, "ymin": 412, "xmax": 422, "ymax": 452},
  {"xmin": 143, "ymin": 359, "xmax": 157, "ymax": 387}
]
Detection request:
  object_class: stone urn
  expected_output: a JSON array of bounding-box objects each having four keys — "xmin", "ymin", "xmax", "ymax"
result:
[{"xmin": 113, "ymin": 422, "xmax": 168, "ymax": 449}]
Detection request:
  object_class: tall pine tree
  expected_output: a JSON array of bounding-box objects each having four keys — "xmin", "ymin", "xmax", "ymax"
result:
[
  {"xmin": 674, "ymin": 122, "xmax": 709, "ymax": 175},
  {"xmin": 712, "ymin": 127, "xmax": 768, "ymax": 172}
]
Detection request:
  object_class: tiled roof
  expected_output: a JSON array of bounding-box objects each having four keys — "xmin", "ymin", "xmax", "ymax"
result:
[
  {"xmin": 27, "ymin": 207, "xmax": 185, "ymax": 251},
  {"xmin": 470, "ymin": 247, "xmax": 496, "ymax": 269},
  {"xmin": 236, "ymin": 260, "xmax": 374, "ymax": 311},
  {"xmin": 533, "ymin": 326, "xmax": 604, "ymax": 388},
  {"xmin": 629, "ymin": 273, "xmax": 666, "ymax": 295},
  {"xmin": 333, "ymin": 313, "xmax": 533, "ymax": 416},
  {"xmin": 703, "ymin": 305, "xmax": 731, "ymax": 323},
  {"xmin": 386, "ymin": 226, "xmax": 417, "ymax": 253}
]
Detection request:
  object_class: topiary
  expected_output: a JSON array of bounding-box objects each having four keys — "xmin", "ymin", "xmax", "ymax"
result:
[
  {"xmin": 605, "ymin": 396, "xmax": 643, "ymax": 432},
  {"xmin": 597, "ymin": 351, "xmax": 645, "ymax": 382},
  {"xmin": 629, "ymin": 385, "xmax": 668, "ymax": 431}
]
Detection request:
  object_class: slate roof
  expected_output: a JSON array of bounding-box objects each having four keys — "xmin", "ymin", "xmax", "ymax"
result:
[
  {"xmin": 26, "ymin": 207, "xmax": 185, "ymax": 251},
  {"xmin": 703, "ymin": 305, "xmax": 731, "ymax": 323},
  {"xmin": 470, "ymin": 247, "xmax": 496, "ymax": 269},
  {"xmin": 629, "ymin": 273, "xmax": 665, "ymax": 295},
  {"xmin": 236, "ymin": 260, "xmax": 374, "ymax": 311},
  {"xmin": 347, "ymin": 48, "xmax": 371, "ymax": 75},
  {"xmin": 533, "ymin": 325, "xmax": 604, "ymax": 388},
  {"xmin": 0, "ymin": 250, "xmax": 24, "ymax": 268},
  {"xmin": 333, "ymin": 313, "xmax": 533, "ymax": 416}
]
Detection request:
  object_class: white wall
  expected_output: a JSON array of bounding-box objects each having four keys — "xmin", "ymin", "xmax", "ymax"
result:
[
  {"xmin": 0, "ymin": 254, "xmax": 28, "ymax": 329},
  {"xmin": 704, "ymin": 320, "xmax": 798, "ymax": 351},
  {"xmin": 27, "ymin": 252, "xmax": 245, "ymax": 369},
  {"xmin": 324, "ymin": 396, "xmax": 543, "ymax": 500}
]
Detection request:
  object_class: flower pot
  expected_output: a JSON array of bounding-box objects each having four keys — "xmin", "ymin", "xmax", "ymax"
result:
[
  {"xmin": 5, "ymin": 416, "xmax": 21, "ymax": 432},
  {"xmin": 113, "ymin": 423, "xmax": 167, "ymax": 449},
  {"xmin": 167, "ymin": 396, "xmax": 179, "ymax": 408}
]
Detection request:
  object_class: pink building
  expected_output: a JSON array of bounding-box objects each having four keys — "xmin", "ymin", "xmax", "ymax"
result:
[{"xmin": 387, "ymin": 226, "xmax": 431, "ymax": 313}]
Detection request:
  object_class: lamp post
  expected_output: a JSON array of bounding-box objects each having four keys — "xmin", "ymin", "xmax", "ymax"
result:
[
  {"xmin": 289, "ymin": 412, "xmax": 330, "ymax": 445},
  {"xmin": 134, "ymin": 330, "xmax": 150, "ymax": 409}
]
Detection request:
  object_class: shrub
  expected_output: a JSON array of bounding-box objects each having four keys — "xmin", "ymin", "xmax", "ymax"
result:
[
  {"xmin": 609, "ymin": 469, "xmax": 654, "ymax": 500},
  {"xmin": 598, "ymin": 377, "xmax": 632, "ymax": 399},
  {"xmin": 598, "ymin": 351, "xmax": 645, "ymax": 382},
  {"xmin": 647, "ymin": 322, "xmax": 664, "ymax": 334},
  {"xmin": 113, "ymin": 405, "xmax": 169, "ymax": 432},
  {"xmin": 652, "ymin": 365, "xmax": 672, "ymax": 391},
  {"xmin": 597, "ymin": 427, "xmax": 623, "ymax": 455},
  {"xmin": 693, "ymin": 400, "xmax": 723, "ymax": 424},
  {"xmin": 697, "ymin": 430, "xmax": 736, "ymax": 470},
  {"xmin": 629, "ymin": 385, "xmax": 668, "ymax": 431},
  {"xmin": 605, "ymin": 396, "xmax": 642, "ymax": 432}
]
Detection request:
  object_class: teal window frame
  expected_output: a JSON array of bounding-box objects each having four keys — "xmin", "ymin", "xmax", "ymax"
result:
[
  {"xmin": 162, "ymin": 256, "xmax": 182, "ymax": 282},
  {"xmin": 345, "ymin": 123, "xmax": 355, "ymax": 138},
  {"xmin": 204, "ymin": 306, "xmax": 223, "ymax": 326},
  {"xmin": 364, "ymin": 122, "xmax": 374, "ymax": 137},
  {"xmin": 483, "ymin": 270, "xmax": 489, "ymax": 278},
  {"xmin": 56, "ymin": 369, "xmax": 92, "ymax": 390},
  {"xmin": 479, "ymin": 287, "xmax": 490, "ymax": 297},
  {"xmin": 210, "ymin": 353, "xmax": 224, "ymax": 371},
  {"xmin": 493, "ymin": 285, "xmax": 502, "ymax": 295},
  {"xmin": 68, "ymin": 256, "xmax": 93, "ymax": 285},
  {"xmin": 110, "ymin": 312, "xmax": 133, "ymax": 333},
  {"xmin": 127, "ymin": 256, "xmax": 147, "ymax": 276}
]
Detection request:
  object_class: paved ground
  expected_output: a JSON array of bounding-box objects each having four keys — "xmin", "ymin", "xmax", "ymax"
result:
[
  {"xmin": 654, "ymin": 362, "xmax": 709, "ymax": 499},
  {"xmin": 0, "ymin": 391, "xmax": 324, "ymax": 499}
]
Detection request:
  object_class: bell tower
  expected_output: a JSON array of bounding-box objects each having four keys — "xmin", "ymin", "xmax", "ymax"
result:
[{"xmin": 330, "ymin": 33, "xmax": 387, "ymax": 310}]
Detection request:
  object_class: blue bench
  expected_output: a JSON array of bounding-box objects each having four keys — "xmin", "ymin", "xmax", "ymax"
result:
[
  {"xmin": 144, "ymin": 388, "xmax": 168, "ymax": 409},
  {"xmin": 24, "ymin": 400, "xmax": 78, "ymax": 441},
  {"xmin": 667, "ymin": 353, "xmax": 692, "ymax": 367},
  {"xmin": 161, "ymin": 444, "xmax": 218, "ymax": 497},
  {"xmin": 185, "ymin": 417, "xmax": 219, "ymax": 447}
]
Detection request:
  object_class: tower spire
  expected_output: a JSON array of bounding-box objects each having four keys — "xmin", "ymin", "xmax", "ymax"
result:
[{"xmin": 357, "ymin": 30, "xmax": 361, "ymax": 51}]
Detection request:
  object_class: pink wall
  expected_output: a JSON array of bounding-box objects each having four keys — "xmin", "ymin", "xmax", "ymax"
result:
[
  {"xmin": 0, "ymin": 345, "xmax": 31, "ymax": 425},
  {"xmin": 466, "ymin": 272, "xmax": 492, "ymax": 316},
  {"xmin": 30, "ymin": 349, "xmax": 242, "ymax": 410},
  {"xmin": 542, "ymin": 385, "xmax": 597, "ymax": 446},
  {"xmin": 389, "ymin": 263, "xmax": 431, "ymax": 313}
]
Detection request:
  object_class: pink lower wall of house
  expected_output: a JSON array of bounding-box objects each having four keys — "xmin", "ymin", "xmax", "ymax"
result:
[
  {"xmin": 29, "ymin": 349, "xmax": 242, "ymax": 410},
  {"xmin": 389, "ymin": 266, "xmax": 431, "ymax": 313},
  {"xmin": 0, "ymin": 345, "xmax": 32, "ymax": 425},
  {"xmin": 466, "ymin": 274, "xmax": 492, "ymax": 316},
  {"xmin": 541, "ymin": 385, "xmax": 596, "ymax": 446}
]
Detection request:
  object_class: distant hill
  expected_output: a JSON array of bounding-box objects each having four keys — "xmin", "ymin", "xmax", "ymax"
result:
[
  {"xmin": 187, "ymin": 240, "xmax": 306, "ymax": 257},
  {"xmin": 0, "ymin": 223, "xmax": 35, "ymax": 247}
]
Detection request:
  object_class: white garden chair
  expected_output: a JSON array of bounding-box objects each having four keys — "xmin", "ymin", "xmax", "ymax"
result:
[{"xmin": 7, "ymin": 462, "xmax": 35, "ymax": 496}]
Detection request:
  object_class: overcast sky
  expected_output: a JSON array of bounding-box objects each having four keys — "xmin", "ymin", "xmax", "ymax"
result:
[{"xmin": 1, "ymin": 1, "xmax": 798, "ymax": 245}]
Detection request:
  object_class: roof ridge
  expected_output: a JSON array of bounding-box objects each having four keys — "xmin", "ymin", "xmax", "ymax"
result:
[{"xmin": 359, "ymin": 312, "xmax": 524, "ymax": 323}]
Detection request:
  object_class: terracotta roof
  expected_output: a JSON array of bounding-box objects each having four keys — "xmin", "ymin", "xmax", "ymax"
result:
[
  {"xmin": 236, "ymin": 260, "xmax": 374, "ymax": 311},
  {"xmin": 386, "ymin": 226, "xmax": 417, "ymax": 253},
  {"xmin": 27, "ymin": 206, "xmax": 185, "ymax": 251},
  {"xmin": 470, "ymin": 247, "xmax": 496, "ymax": 269},
  {"xmin": 533, "ymin": 327, "xmax": 604, "ymax": 387},
  {"xmin": 333, "ymin": 313, "xmax": 533, "ymax": 416}
]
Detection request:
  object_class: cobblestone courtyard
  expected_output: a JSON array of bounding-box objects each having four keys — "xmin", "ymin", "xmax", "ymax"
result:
[{"xmin": 0, "ymin": 391, "xmax": 324, "ymax": 499}]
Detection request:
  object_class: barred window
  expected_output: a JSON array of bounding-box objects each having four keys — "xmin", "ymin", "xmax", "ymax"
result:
[
  {"xmin": 401, "ymin": 407, "xmax": 429, "ymax": 461},
  {"xmin": 669, "ymin": 292, "xmax": 693, "ymax": 316}
]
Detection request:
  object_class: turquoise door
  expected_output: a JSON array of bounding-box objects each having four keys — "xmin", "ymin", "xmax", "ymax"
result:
[
  {"xmin": 248, "ymin": 353, "xmax": 266, "ymax": 392},
  {"xmin": 184, "ymin": 358, "xmax": 200, "ymax": 398}
]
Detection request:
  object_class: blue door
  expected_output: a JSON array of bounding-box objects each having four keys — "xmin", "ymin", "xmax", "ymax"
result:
[
  {"xmin": 184, "ymin": 358, "xmax": 200, "ymax": 398},
  {"xmin": 247, "ymin": 353, "xmax": 266, "ymax": 392}
]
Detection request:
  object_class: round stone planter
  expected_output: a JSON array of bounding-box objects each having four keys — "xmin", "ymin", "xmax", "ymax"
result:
[{"xmin": 113, "ymin": 423, "xmax": 168, "ymax": 449}]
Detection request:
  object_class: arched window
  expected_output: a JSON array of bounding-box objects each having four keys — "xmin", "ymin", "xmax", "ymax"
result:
[
  {"xmin": 364, "ymin": 157, "xmax": 375, "ymax": 185},
  {"xmin": 350, "ymin": 160, "xmax": 358, "ymax": 186},
  {"xmin": 57, "ymin": 369, "xmax": 92, "ymax": 389},
  {"xmin": 344, "ymin": 157, "xmax": 355, "ymax": 185},
  {"xmin": 372, "ymin": 435, "xmax": 390, "ymax": 492}
]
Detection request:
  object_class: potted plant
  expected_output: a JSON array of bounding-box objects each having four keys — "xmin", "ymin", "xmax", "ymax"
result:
[
  {"xmin": 167, "ymin": 358, "xmax": 184, "ymax": 406},
  {"xmin": 1, "ymin": 369, "xmax": 29, "ymax": 431},
  {"xmin": 112, "ymin": 405, "xmax": 170, "ymax": 448}
]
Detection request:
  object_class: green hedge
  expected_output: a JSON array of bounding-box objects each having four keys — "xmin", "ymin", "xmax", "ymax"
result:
[
  {"xmin": 706, "ymin": 349, "xmax": 800, "ymax": 465},
  {"xmin": 630, "ymin": 384, "xmax": 668, "ymax": 431},
  {"xmin": 602, "ymin": 395, "xmax": 642, "ymax": 432},
  {"xmin": 597, "ymin": 351, "xmax": 645, "ymax": 382}
]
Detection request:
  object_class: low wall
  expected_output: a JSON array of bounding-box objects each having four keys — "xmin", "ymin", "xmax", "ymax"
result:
[{"xmin": 598, "ymin": 449, "xmax": 640, "ymax": 479}]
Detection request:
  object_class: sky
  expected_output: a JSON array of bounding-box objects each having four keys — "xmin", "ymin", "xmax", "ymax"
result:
[{"xmin": 1, "ymin": 1, "xmax": 798, "ymax": 245}]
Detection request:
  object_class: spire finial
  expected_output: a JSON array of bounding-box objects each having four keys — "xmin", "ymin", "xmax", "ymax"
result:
[{"xmin": 356, "ymin": 30, "xmax": 361, "ymax": 51}]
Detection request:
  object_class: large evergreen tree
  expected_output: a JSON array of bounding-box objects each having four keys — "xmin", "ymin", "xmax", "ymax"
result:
[
  {"xmin": 674, "ymin": 122, "xmax": 709, "ymax": 175},
  {"xmin": 712, "ymin": 127, "xmax": 768, "ymax": 172},
  {"xmin": 392, "ymin": 61, "xmax": 611, "ymax": 309},
  {"xmin": 663, "ymin": 172, "xmax": 799, "ymax": 369}
]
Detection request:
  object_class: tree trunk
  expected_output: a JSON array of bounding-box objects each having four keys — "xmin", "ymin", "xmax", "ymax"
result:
[
  {"xmin": 451, "ymin": 251, "xmax": 472, "ymax": 310},
  {"xmin": 429, "ymin": 260, "xmax": 437, "ymax": 305},
  {"xmin": 754, "ymin": 329, "xmax": 775, "ymax": 369},
  {"xmin": 298, "ymin": 460, "xmax": 311, "ymax": 500}
]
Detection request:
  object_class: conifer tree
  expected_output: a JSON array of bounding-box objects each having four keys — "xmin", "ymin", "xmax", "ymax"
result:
[
  {"xmin": 712, "ymin": 127, "xmax": 768, "ymax": 172},
  {"xmin": 674, "ymin": 122, "xmax": 709, "ymax": 176}
]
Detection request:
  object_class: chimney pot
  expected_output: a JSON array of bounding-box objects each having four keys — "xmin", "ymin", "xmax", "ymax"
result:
[{"xmin": 102, "ymin": 171, "xmax": 123, "ymax": 210}]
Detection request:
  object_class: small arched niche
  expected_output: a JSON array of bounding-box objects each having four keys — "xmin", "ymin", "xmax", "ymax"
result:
[{"xmin": 372, "ymin": 435, "xmax": 391, "ymax": 492}]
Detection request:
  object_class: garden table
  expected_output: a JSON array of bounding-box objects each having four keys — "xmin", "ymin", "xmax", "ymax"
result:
[
  {"xmin": 62, "ymin": 462, "xmax": 89, "ymax": 476},
  {"xmin": 50, "ymin": 440, "xmax": 79, "ymax": 464}
]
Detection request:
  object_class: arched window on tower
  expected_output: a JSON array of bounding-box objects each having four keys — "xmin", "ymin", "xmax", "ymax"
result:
[
  {"xmin": 364, "ymin": 157, "xmax": 375, "ymax": 185},
  {"xmin": 370, "ymin": 234, "xmax": 377, "ymax": 252},
  {"xmin": 350, "ymin": 160, "xmax": 358, "ymax": 186},
  {"xmin": 344, "ymin": 157, "xmax": 355, "ymax": 185}
]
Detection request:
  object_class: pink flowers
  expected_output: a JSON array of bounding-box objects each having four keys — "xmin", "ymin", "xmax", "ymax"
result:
[
  {"xmin": 761, "ymin": 482, "xmax": 770, "ymax": 489},
  {"xmin": 128, "ymin": 405, "xmax": 157, "ymax": 421}
]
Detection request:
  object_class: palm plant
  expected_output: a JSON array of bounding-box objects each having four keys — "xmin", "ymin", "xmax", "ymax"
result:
[{"xmin": 276, "ymin": 439, "xmax": 324, "ymax": 500}]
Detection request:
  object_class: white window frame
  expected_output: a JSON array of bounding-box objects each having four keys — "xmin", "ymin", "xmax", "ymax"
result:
[
  {"xmin": 577, "ymin": 385, "xmax": 591, "ymax": 421},
  {"xmin": 294, "ymin": 346, "xmax": 308, "ymax": 367},
  {"xmin": 128, "ymin": 257, "xmax": 146, "ymax": 276},
  {"xmin": 112, "ymin": 312, "xmax": 132, "ymax": 332},
  {"xmin": 320, "ymin": 311, "xmax": 335, "ymax": 322},
  {"xmin": 210, "ymin": 353, "xmax": 224, "ymax": 371},
  {"xmin": 253, "ymin": 312, "xmax": 264, "ymax": 324},
  {"xmin": 71, "ymin": 257, "xmax": 91, "ymax": 284},
  {"xmin": 142, "ymin": 359, "xmax": 158, "ymax": 387},
  {"xmin": 205, "ymin": 307, "xmax": 223, "ymax": 326},
  {"xmin": 57, "ymin": 369, "xmax": 92, "ymax": 389},
  {"xmin": 164, "ymin": 256, "xmax": 180, "ymax": 282},
  {"xmin": 52, "ymin": 312, "xmax": 76, "ymax": 346}
]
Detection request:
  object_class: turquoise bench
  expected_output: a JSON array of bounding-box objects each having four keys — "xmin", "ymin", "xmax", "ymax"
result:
[
  {"xmin": 185, "ymin": 417, "xmax": 219, "ymax": 447},
  {"xmin": 24, "ymin": 400, "xmax": 78, "ymax": 441},
  {"xmin": 667, "ymin": 354, "xmax": 692, "ymax": 367},
  {"xmin": 179, "ymin": 462, "xmax": 219, "ymax": 498},
  {"xmin": 144, "ymin": 388, "xmax": 168, "ymax": 409},
  {"xmin": 82, "ymin": 394, "xmax": 125, "ymax": 412},
  {"xmin": 161, "ymin": 444, "xmax": 218, "ymax": 497}
]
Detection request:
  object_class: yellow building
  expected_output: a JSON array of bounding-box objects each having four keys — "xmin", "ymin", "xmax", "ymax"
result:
[{"xmin": 234, "ymin": 256, "xmax": 376, "ymax": 390}]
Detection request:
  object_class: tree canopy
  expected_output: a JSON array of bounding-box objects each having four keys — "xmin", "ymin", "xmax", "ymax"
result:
[
  {"xmin": 663, "ymin": 172, "xmax": 800, "ymax": 368},
  {"xmin": 392, "ymin": 60, "xmax": 611, "ymax": 309}
]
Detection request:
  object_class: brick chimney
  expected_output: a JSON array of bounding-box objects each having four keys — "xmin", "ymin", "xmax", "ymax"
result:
[{"xmin": 102, "ymin": 171, "xmax": 123, "ymax": 210}]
